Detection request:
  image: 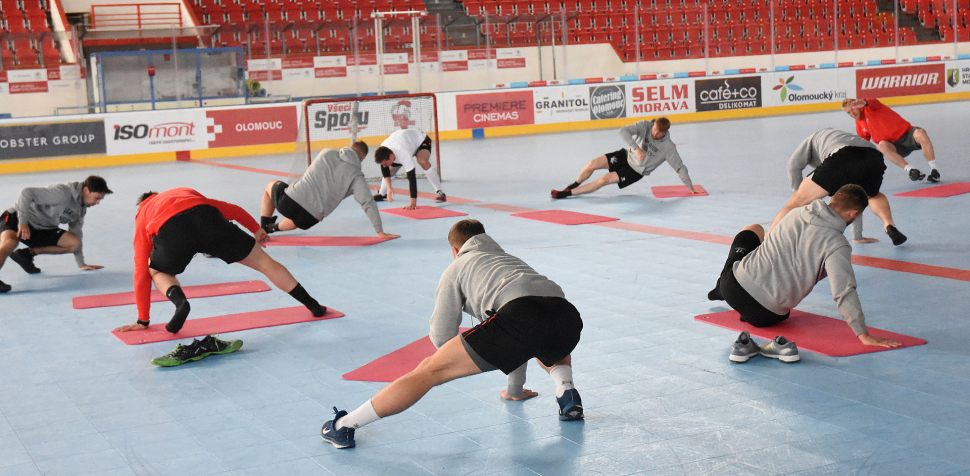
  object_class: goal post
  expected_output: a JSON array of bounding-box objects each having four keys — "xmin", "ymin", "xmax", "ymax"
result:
[{"xmin": 292, "ymin": 93, "xmax": 440, "ymax": 183}]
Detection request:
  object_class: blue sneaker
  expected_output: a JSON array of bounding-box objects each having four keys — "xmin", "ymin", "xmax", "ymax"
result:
[
  {"xmin": 320, "ymin": 407, "xmax": 355, "ymax": 449},
  {"xmin": 557, "ymin": 389, "xmax": 584, "ymax": 421}
]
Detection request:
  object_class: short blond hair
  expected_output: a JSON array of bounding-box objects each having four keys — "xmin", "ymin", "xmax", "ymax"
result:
[{"xmin": 841, "ymin": 98, "xmax": 856, "ymax": 108}]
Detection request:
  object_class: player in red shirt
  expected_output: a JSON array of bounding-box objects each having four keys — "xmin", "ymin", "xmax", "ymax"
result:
[
  {"xmin": 113, "ymin": 188, "xmax": 326, "ymax": 333},
  {"xmin": 842, "ymin": 98, "xmax": 941, "ymax": 183}
]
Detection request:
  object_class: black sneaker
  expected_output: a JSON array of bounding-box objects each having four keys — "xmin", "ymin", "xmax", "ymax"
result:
[
  {"xmin": 0, "ymin": 280, "xmax": 10, "ymax": 293},
  {"xmin": 908, "ymin": 168, "xmax": 925, "ymax": 181},
  {"xmin": 373, "ymin": 194, "xmax": 386, "ymax": 202},
  {"xmin": 886, "ymin": 225, "xmax": 907, "ymax": 246},
  {"xmin": 261, "ymin": 215, "xmax": 279, "ymax": 234},
  {"xmin": 928, "ymin": 169, "xmax": 941, "ymax": 182},
  {"xmin": 551, "ymin": 189, "xmax": 571, "ymax": 199},
  {"xmin": 9, "ymin": 248, "xmax": 40, "ymax": 274}
]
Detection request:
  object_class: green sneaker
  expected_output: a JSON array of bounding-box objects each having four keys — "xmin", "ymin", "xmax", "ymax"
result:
[{"xmin": 151, "ymin": 334, "xmax": 243, "ymax": 366}]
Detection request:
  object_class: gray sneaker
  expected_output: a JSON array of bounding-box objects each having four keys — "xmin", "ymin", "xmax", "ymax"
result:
[
  {"xmin": 729, "ymin": 331, "xmax": 760, "ymax": 363},
  {"xmin": 760, "ymin": 336, "xmax": 800, "ymax": 363}
]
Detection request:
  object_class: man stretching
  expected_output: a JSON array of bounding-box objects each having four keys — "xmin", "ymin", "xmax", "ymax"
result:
[
  {"xmin": 842, "ymin": 98, "xmax": 941, "ymax": 182},
  {"xmin": 259, "ymin": 141, "xmax": 397, "ymax": 240},
  {"xmin": 710, "ymin": 185, "xmax": 902, "ymax": 363},
  {"xmin": 1, "ymin": 176, "xmax": 111, "ymax": 293},
  {"xmin": 770, "ymin": 129, "xmax": 906, "ymax": 246},
  {"xmin": 321, "ymin": 220, "xmax": 584, "ymax": 449},
  {"xmin": 374, "ymin": 129, "xmax": 445, "ymax": 209},
  {"xmin": 113, "ymin": 188, "xmax": 325, "ymax": 334},
  {"xmin": 552, "ymin": 117, "xmax": 698, "ymax": 199}
]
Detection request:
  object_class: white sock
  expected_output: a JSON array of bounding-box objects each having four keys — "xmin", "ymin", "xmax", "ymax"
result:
[
  {"xmin": 336, "ymin": 399, "xmax": 380, "ymax": 430},
  {"xmin": 549, "ymin": 365, "xmax": 575, "ymax": 398},
  {"xmin": 379, "ymin": 178, "xmax": 391, "ymax": 196},
  {"xmin": 904, "ymin": 164, "xmax": 914, "ymax": 172},
  {"xmin": 927, "ymin": 160, "xmax": 938, "ymax": 170},
  {"xmin": 424, "ymin": 164, "xmax": 442, "ymax": 192}
]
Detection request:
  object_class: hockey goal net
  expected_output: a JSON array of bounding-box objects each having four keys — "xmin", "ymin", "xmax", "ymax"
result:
[{"xmin": 291, "ymin": 93, "xmax": 440, "ymax": 183}]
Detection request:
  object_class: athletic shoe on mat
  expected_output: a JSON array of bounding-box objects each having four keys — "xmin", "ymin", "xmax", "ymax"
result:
[
  {"xmin": 150, "ymin": 334, "xmax": 242, "ymax": 366},
  {"xmin": 928, "ymin": 169, "xmax": 941, "ymax": 182},
  {"xmin": 0, "ymin": 280, "xmax": 10, "ymax": 293},
  {"xmin": 10, "ymin": 248, "xmax": 40, "ymax": 274},
  {"xmin": 551, "ymin": 189, "xmax": 571, "ymax": 199},
  {"xmin": 909, "ymin": 168, "xmax": 926, "ymax": 181},
  {"xmin": 886, "ymin": 225, "xmax": 907, "ymax": 246},
  {"xmin": 557, "ymin": 388, "xmax": 585, "ymax": 421},
  {"xmin": 435, "ymin": 191, "xmax": 447, "ymax": 203},
  {"xmin": 729, "ymin": 331, "xmax": 760, "ymax": 363},
  {"xmin": 321, "ymin": 407, "xmax": 356, "ymax": 449},
  {"xmin": 759, "ymin": 336, "xmax": 800, "ymax": 363},
  {"xmin": 373, "ymin": 194, "xmax": 386, "ymax": 202}
]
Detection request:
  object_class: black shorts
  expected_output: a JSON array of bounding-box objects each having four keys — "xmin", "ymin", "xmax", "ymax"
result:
[
  {"xmin": 718, "ymin": 230, "xmax": 789, "ymax": 328},
  {"xmin": 890, "ymin": 127, "xmax": 921, "ymax": 158},
  {"xmin": 0, "ymin": 211, "xmax": 66, "ymax": 248},
  {"xmin": 810, "ymin": 146, "xmax": 886, "ymax": 197},
  {"xmin": 461, "ymin": 296, "xmax": 583, "ymax": 374},
  {"xmin": 416, "ymin": 134, "xmax": 433, "ymax": 154},
  {"xmin": 271, "ymin": 181, "xmax": 319, "ymax": 230},
  {"xmin": 605, "ymin": 148, "xmax": 644, "ymax": 189},
  {"xmin": 148, "ymin": 205, "xmax": 256, "ymax": 275}
]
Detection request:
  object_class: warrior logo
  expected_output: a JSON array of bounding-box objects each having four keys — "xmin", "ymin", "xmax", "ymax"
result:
[{"xmin": 390, "ymin": 100, "xmax": 416, "ymax": 129}]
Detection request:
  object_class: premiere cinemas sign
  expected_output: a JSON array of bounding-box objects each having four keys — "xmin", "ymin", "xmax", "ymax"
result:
[{"xmin": 694, "ymin": 76, "xmax": 762, "ymax": 111}]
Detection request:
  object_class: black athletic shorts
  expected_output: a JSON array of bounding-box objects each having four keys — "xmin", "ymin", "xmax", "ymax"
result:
[
  {"xmin": 0, "ymin": 211, "xmax": 66, "ymax": 248},
  {"xmin": 416, "ymin": 134, "xmax": 433, "ymax": 154},
  {"xmin": 461, "ymin": 296, "xmax": 583, "ymax": 374},
  {"xmin": 718, "ymin": 230, "xmax": 790, "ymax": 328},
  {"xmin": 271, "ymin": 181, "xmax": 319, "ymax": 230},
  {"xmin": 890, "ymin": 127, "xmax": 921, "ymax": 158},
  {"xmin": 810, "ymin": 146, "xmax": 886, "ymax": 197},
  {"xmin": 605, "ymin": 148, "xmax": 644, "ymax": 189},
  {"xmin": 148, "ymin": 205, "xmax": 256, "ymax": 275}
]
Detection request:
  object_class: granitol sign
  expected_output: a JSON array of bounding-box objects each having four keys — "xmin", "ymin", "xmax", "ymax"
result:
[
  {"xmin": 589, "ymin": 85, "xmax": 626, "ymax": 120},
  {"xmin": 0, "ymin": 121, "xmax": 106, "ymax": 160},
  {"xmin": 694, "ymin": 76, "xmax": 762, "ymax": 112}
]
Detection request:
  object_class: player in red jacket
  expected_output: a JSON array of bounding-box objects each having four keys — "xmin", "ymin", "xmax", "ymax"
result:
[
  {"xmin": 842, "ymin": 98, "xmax": 941, "ymax": 183},
  {"xmin": 113, "ymin": 188, "xmax": 325, "ymax": 334}
]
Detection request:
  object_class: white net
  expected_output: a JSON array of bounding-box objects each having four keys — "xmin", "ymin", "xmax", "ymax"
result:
[{"xmin": 292, "ymin": 94, "xmax": 439, "ymax": 183}]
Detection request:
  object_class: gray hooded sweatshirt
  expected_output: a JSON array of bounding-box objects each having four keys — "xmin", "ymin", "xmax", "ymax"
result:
[
  {"xmin": 618, "ymin": 119, "xmax": 693, "ymax": 190},
  {"xmin": 787, "ymin": 129, "xmax": 876, "ymax": 242},
  {"xmin": 7, "ymin": 182, "xmax": 88, "ymax": 267},
  {"xmin": 734, "ymin": 199, "xmax": 868, "ymax": 336},
  {"xmin": 429, "ymin": 234, "xmax": 565, "ymax": 348},
  {"xmin": 285, "ymin": 147, "xmax": 383, "ymax": 233}
]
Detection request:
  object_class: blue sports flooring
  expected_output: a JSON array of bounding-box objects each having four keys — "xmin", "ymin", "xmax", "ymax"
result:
[{"xmin": 1, "ymin": 101, "xmax": 969, "ymax": 475}]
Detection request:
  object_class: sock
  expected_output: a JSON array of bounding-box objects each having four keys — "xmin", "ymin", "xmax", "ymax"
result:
[
  {"xmin": 378, "ymin": 179, "xmax": 390, "ymax": 196},
  {"xmin": 336, "ymin": 399, "xmax": 380, "ymax": 430},
  {"xmin": 260, "ymin": 216, "xmax": 279, "ymax": 233},
  {"xmin": 164, "ymin": 286, "xmax": 191, "ymax": 333},
  {"xmin": 25, "ymin": 248, "xmax": 36, "ymax": 256},
  {"xmin": 288, "ymin": 283, "xmax": 326, "ymax": 317},
  {"xmin": 927, "ymin": 160, "xmax": 937, "ymax": 170},
  {"xmin": 566, "ymin": 181, "xmax": 581, "ymax": 190},
  {"xmin": 260, "ymin": 216, "xmax": 276, "ymax": 227},
  {"xmin": 506, "ymin": 363, "xmax": 527, "ymax": 398},
  {"xmin": 904, "ymin": 164, "xmax": 914, "ymax": 172},
  {"xmin": 424, "ymin": 164, "xmax": 442, "ymax": 192},
  {"xmin": 549, "ymin": 365, "xmax": 575, "ymax": 398}
]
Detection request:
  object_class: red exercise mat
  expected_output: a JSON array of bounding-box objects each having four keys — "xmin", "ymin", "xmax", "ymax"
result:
[
  {"xmin": 511, "ymin": 210, "xmax": 620, "ymax": 225},
  {"xmin": 342, "ymin": 328, "xmax": 470, "ymax": 382},
  {"xmin": 74, "ymin": 281, "xmax": 271, "ymax": 310},
  {"xmin": 265, "ymin": 236, "xmax": 398, "ymax": 246},
  {"xmin": 652, "ymin": 185, "xmax": 709, "ymax": 198},
  {"xmin": 475, "ymin": 203, "xmax": 537, "ymax": 213},
  {"xmin": 893, "ymin": 182, "xmax": 970, "ymax": 198},
  {"xmin": 112, "ymin": 306, "xmax": 343, "ymax": 345},
  {"xmin": 694, "ymin": 309, "xmax": 925, "ymax": 357},
  {"xmin": 380, "ymin": 206, "xmax": 468, "ymax": 220}
]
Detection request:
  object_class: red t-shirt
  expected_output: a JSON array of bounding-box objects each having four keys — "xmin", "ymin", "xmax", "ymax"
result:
[
  {"xmin": 133, "ymin": 188, "xmax": 259, "ymax": 321},
  {"xmin": 854, "ymin": 98, "xmax": 912, "ymax": 143}
]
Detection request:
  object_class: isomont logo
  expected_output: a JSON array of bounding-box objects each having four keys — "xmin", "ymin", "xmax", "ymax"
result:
[
  {"xmin": 113, "ymin": 122, "xmax": 196, "ymax": 140},
  {"xmin": 589, "ymin": 85, "xmax": 626, "ymax": 120},
  {"xmin": 773, "ymin": 76, "xmax": 803, "ymax": 102}
]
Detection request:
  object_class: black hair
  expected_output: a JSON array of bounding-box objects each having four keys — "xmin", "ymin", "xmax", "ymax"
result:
[
  {"xmin": 136, "ymin": 191, "xmax": 158, "ymax": 205},
  {"xmin": 83, "ymin": 176, "xmax": 113, "ymax": 194},
  {"xmin": 374, "ymin": 146, "xmax": 392, "ymax": 164}
]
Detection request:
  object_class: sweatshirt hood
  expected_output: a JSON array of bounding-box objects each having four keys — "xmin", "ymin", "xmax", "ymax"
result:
[
  {"xmin": 337, "ymin": 147, "xmax": 362, "ymax": 169},
  {"xmin": 799, "ymin": 199, "xmax": 847, "ymax": 232},
  {"xmin": 457, "ymin": 234, "xmax": 504, "ymax": 257},
  {"xmin": 70, "ymin": 182, "xmax": 85, "ymax": 205}
]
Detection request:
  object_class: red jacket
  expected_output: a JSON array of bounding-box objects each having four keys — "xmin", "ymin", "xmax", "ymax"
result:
[
  {"xmin": 133, "ymin": 188, "xmax": 259, "ymax": 321},
  {"xmin": 854, "ymin": 98, "xmax": 912, "ymax": 143}
]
